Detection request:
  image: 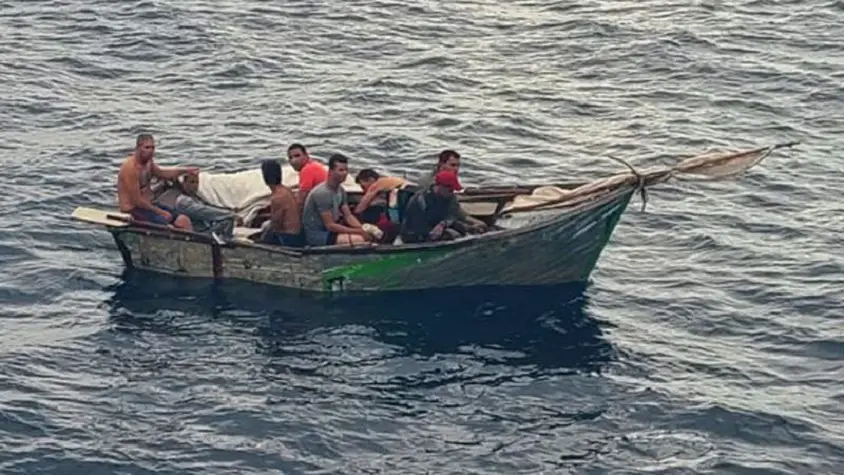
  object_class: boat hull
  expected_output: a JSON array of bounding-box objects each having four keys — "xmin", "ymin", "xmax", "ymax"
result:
[{"xmin": 106, "ymin": 186, "xmax": 635, "ymax": 293}]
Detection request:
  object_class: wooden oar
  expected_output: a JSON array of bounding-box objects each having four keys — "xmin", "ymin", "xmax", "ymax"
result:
[
  {"xmin": 72, "ymin": 207, "xmax": 130, "ymax": 227},
  {"xmin": 71, "ymin": 206, "xmax": 215, "ymax": 242}
]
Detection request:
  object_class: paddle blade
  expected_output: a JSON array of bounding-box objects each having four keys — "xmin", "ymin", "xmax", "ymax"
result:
[{"xmin": 71, "ymin": 207, "xmax": 130, "ymax": 228}]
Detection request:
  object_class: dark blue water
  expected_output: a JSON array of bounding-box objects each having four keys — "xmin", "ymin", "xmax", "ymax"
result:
[{"xmin": 1, "ymin": 1, "xmax": 843, "ymax": 473}]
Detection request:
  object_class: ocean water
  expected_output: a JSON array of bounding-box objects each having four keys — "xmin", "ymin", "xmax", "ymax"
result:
[{"xmin": 1, "ymin": 0, "xmax": 843, "ymax": 473}]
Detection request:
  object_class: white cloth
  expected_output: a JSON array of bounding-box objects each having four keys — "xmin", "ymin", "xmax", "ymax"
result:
[
  {"xmin": 499, "ymin": 185, "xmax": 574, "ymax": 214},
  {"xmin": 194, "ymin": 168, "xmax": 272, "ymax": 226},
  {"xmin": 195, "ymin": 164, "xmax": 362, "ymax": 226}
]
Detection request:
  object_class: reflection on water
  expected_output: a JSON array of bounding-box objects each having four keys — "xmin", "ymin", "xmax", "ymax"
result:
[{"xmin": 104, "ymin": 270, "xmax": 616, "ymax": 373}]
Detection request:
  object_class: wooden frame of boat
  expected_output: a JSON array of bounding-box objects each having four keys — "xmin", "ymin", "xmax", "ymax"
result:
[
  {"xmin": 71, "ymin": 143, "xmax": 797, "ymax": 294},
  {"xmin": 72, "ymin": 182, "xmax": 633, "ymax": 293}
]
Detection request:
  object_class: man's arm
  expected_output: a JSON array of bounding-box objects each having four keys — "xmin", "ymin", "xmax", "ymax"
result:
[
  {"xmin": 353, "ymin": 177, "xmax": 392, "ymax": 214},
  {"xmin": 341, "ymin": 203, "xmax": 364, "ymax": 229},
  {"xmin": 151, "ymin": 160, "xmax": 198, "ymax": 181},
  {"xmin": 340, "ymin": 189, "xmax": 365, "ymax": 230},
  {"xmin": 353, "ymin": 186, "xmax": 380, "ymax": 215},
  {"xmin": 449, "ymin": 199, "xmax": 486, "ymax": 228},
  {"xmin": 319, "ymin": 210, "xmax": 367, "ymax": 235}
]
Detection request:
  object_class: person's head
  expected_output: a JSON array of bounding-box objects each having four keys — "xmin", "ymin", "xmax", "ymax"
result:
[
  {"xmin": 437, "ymin": 149, "xmax": 460, "ymax": 173},
  {"xmin": 135, "ymin": 134, "xmax": 155, "ymax": 164},
  {"xmin": 327, "ymin": 153, "xmax": 349, "ymax": 187},
  {"xmin": 287, "ymin": 143, "xmax": 310, "ymax": 171},
  {"xmin": 433, "ymin": 170, "xmax": 462, "ymax": 198},
  {"xmin": 261, "ymin": 159, "xmax": 283, "ymax": 189},
  {"xmin": 179, "ymin": 173, "xmax": 200, "ymax": 196},
  {"xmin": 354, "ymin": 168, "xmax": 381, "ymax": 191}
]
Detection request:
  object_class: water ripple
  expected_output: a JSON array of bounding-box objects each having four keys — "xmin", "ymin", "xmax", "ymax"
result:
[{"xmin": 1, "ymin": 0, "xmax": 843, "ymax": 473}]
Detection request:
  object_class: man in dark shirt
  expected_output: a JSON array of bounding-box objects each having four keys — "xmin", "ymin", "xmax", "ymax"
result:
[{"xmin": 399, "ymin": 170, "xmax": 465, "ymax": 244}]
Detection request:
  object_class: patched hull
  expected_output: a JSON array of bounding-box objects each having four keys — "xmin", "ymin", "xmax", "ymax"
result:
[{"xmin": 107, "ymin": 186, "xmax": 634, "ymax": 293}]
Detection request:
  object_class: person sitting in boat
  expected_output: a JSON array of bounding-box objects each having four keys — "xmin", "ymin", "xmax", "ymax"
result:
[
  {"xmin": 117, "ymin": 133, "xmax": 195, "ymax": 231},
  {"xmin": 412, "ymin": 149, "xmax": 487, "ymax": 235},
  {"xmin": 171, "ymin": 173, "xmax": 240, "ymax": 239},
  {"xmin": 257, "ymin": 159, "xmax": 304, "ymax": 247},
  {"xmin": 353, "ymin": 168, "xmax": 407, "ymax": 244},
  {"xmin": 415, "ymin": 149, "xmax": 462, "ymax": 189},
  {"xmin": 399, "ymin": 170, "xmax": 470, "ymax": 244},
  {"xmin": 302, "ymin": 154, "xmax": 376, "ymax": 247},
  {"xmin": 287, "ymin": 143, "xmax": 327, "ymax": 208}
]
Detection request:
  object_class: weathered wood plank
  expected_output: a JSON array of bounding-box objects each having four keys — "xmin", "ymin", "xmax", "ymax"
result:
[{"xmin": 72, "ymin": 207, "xmax": 129, "ymax": 228}]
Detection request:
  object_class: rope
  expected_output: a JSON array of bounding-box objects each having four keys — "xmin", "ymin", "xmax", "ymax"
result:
[
  {"xmin": 494, "ymin": 141, "xmax": 798, "ymax": 216},
  {"xmin": 606, "ymin": 154, "xmax": 650, "ymax": 212}
]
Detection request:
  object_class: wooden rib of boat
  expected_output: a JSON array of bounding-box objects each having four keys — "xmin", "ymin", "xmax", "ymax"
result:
[{"xmin": 71, "ymin": 143, "xmax": 796, "ymax": 294}]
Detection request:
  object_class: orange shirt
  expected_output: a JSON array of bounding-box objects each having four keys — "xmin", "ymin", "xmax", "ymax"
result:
[
  {"xmin": 354, "ymin": 176, "xmax": 406, "ymax": 214},
  {"xmin": 299, "ymin": 160, "xmax": 327, "ymax": 196}
]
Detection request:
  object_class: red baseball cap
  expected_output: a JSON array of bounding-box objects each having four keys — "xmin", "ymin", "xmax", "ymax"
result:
[{"xmin": 434, "ymin": 170, "xmax": 463, "ymax": 191}]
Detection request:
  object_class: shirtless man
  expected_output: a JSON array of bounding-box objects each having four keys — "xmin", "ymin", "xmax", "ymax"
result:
[
  {"xmin": 117, "ymin": 134, "xmax": 195, "ymax": 230},
  {"xmin": 259, "ymin": 160, "xmax": 303, "ymax": 247},
  {"xmin": 287, "ymin": 143, "xmax": 327, "ymax": 207}
]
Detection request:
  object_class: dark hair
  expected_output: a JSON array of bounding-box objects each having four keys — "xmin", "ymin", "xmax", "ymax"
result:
[
  {"xmin": 287, "ymin": 143, "xmax": 307, "ymax": 155},
  {"xmin": 437, "ymin": 149, "xmax": 460, "ymax": 165},
  {"xmin": 136, "ymin": 133, "xmax": 154, "ymax": 147},
  {"xmin": 354, "ymin": 168, "xmax": 380, "ymax": 183},
  {"xmin": 261, "ymin": 159, "xmax": 282, "ymax": 186},
  {"xmin": 328, "ymin": 153, "xmax": 349, "ymax": 170}
]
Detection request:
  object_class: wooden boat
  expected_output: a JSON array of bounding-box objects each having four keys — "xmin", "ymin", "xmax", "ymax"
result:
[{"xmin": 71, "ymin": 143, "xmax": 796, "ymax": 294}]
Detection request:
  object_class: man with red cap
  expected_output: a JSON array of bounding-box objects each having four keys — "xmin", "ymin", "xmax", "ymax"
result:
[{"xmin": 399, "ymin": 169, "xmax": 478, "ymax": 244}]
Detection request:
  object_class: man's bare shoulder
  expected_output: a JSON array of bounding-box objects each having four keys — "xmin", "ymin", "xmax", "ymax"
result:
[
  {"xmin": 118, "ymin": 156, "xmax": 139, "ymax": 177},
  {"xmin": 271, "ymin": 187, "xmax": 296, "ymax": 206}
]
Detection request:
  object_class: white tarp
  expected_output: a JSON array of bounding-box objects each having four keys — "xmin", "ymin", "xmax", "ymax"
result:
[
  {"xmin": 499, "ymin": 185, "xmax": 574, "ymax": 214},
  {"xmin": 195, "ymin": 164, "xmax": 362, "ymax": 225}
]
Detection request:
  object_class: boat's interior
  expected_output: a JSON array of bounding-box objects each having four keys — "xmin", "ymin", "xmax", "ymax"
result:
[
  {"xmin": 150, "ymin": 176, "xmax": 589, "ymax": 245},
  {"xmin": 63, "ymin": 163, "xmax": 601, "ymax": 252}
]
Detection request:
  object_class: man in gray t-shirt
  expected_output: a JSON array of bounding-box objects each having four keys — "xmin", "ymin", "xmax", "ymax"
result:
[{"xmin": 302, "ymin": 154, "xmax": 372, "ymax": 247}]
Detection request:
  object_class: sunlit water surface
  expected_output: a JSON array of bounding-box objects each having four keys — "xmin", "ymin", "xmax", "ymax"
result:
[{"xmin": 1, "ymin": 0, "xmax": 842, "ymax": 473}]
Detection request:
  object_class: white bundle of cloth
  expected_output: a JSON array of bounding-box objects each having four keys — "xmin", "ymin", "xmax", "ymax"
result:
[
  {"xmin": 194, "ymin": 163, "xmax": 361, "ymax": 226},
  {"xmin": 499, "ymin": 185, "xmax": 574, "ymax": 214}
]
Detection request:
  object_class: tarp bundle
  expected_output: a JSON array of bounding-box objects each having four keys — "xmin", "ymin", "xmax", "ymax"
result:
[
  {"xmin": 194, "ymin": 163, "xmax": 361, "ymax": 225},
  {"xmin": 500, "ymin": 142, "xmax": 798, "ymax": 214}
]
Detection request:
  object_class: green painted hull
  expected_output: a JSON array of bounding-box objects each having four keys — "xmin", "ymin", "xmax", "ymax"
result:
[{"xmin": 108, "ymin": 185, "xmax": 635, "ymax": 293}]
